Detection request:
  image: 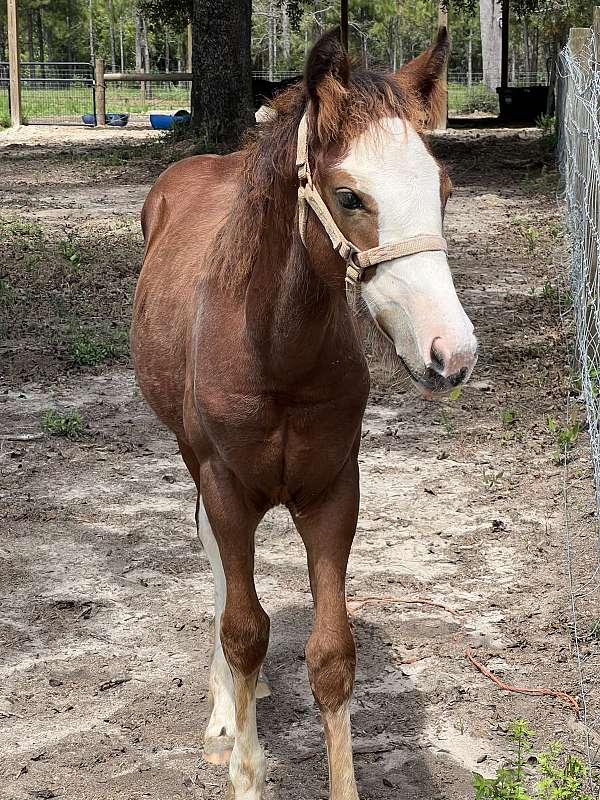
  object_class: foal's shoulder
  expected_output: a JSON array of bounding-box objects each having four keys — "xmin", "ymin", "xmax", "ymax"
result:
[{"xmin": 142, "ymin": 151, "xmax": 244, "ymax": 244}]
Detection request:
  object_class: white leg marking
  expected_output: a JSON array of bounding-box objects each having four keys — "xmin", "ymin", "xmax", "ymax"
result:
[
  {"xmin": 228, "ymin": 670, "xmax": 267, "ymax": 800},
  {"xmin": 323, "ymin": 704, "xmax": 359, "ymax": 800},
  {"xmin": 197, "ymin": 498, "xmax": 236, "ymax": 760}
]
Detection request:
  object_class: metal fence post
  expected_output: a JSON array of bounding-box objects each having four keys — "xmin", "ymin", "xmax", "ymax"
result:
[{"xmin": 95, "ymin": 57, "xmax": 106, "ymax": 126}]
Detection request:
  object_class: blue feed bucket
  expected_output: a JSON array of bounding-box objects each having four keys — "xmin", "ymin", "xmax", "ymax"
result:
[
  {"xmin": 150, "ymin": 112, "xmax": 174, "ymax": 130},
  {"xmin": 82, "ymin": 112, "xmax": 129, "ymax": 128},
  {"xmin": 150, "ymin": 110, "xmax": 191, "ymax": 130}
]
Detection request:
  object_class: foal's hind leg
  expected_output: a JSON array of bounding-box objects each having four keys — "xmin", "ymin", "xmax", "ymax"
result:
[{"xmin": 293, "ymin": 458, "xmax": 360, "ymax": 800}]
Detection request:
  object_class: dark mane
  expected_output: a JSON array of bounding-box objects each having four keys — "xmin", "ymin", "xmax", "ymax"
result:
[{"xmin": 210, "ymin": 69, "xmax": 426, "ymax": 294}]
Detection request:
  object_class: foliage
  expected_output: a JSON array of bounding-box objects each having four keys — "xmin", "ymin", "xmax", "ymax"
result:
[
  {"xmin": 41, "ymin": 409, "xmax": 86, "ymax": 439},
  {"xmin": 137, "ymin": 0, "xmax": 191, "ymax": 31},
  {"xmin": 67, "ymin": 329, "xmax": 121, "ymax": 366},
  {"xmin": 547, "ymin": 415, "xmax": 581, "ymax": 454},
  {"xmin": 473, "ymin": 720, "xmax": 594, "ymax": 800}
]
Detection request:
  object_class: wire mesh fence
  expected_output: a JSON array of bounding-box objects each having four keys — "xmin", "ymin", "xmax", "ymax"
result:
[
  {"xmin": 105, "ymin": 79, "xmax": 191, "ymax": 117},
  {"xmin": 0, "ymin": 63, "xmax": 8, "ymax": 127},
  {"xmin": 0, "ymin": 61, "xmax": 552, "ymax": 128},
  {"xmin": 447, "ymin": 70, "xmax": 549, "ymax": 116},
  {"xmin": 0, "ymin": 62, "xmax": 94, "ymax": 126},
  {"xmin": 558, "ymin": 27, "xmax": 600, "ymax": 796}
]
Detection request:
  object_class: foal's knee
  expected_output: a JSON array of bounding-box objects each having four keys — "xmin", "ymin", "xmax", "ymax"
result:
[
  {"xmin": 221, "ymin": 602, "xmax": 270, "ymax": 677},
  {"xmin": 306, "ymin": 624, "xmax": 356, "ymax": 711}
]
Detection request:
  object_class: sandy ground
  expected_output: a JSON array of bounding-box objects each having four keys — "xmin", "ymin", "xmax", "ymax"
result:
[{"xmin": 0, "ymin": 124, "xmax": 595, "ymax": 799}]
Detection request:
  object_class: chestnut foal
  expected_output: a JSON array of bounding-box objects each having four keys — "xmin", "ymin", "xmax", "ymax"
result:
[{"xmin": 132, "ymin": 28, "xmax": 477, "ymax": 800}]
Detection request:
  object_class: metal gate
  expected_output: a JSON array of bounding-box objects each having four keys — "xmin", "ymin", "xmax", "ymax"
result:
[{"xmin": 0, "ymin": 62, "xmax": 95, "ymax": 126}]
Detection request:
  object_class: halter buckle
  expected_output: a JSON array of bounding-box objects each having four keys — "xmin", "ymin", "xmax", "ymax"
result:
[{"xmin": 344, "ymin": 260, "xmax": 362, "ymax": 286}]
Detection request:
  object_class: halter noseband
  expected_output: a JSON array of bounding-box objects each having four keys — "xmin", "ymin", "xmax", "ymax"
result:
[{"xmin": 295, "ymin": 112, "xmax": 448, "ymax": 289}]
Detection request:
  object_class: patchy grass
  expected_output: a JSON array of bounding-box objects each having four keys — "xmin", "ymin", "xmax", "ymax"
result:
[
  {"xmin": 66, "ymin": 327, "xmax": 128, "ymax": 367},
  {"xmin": 41, "ymin": 409, "xmax": 86, "ymax": 439}
]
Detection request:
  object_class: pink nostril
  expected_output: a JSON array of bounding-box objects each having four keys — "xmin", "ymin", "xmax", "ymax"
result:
[{"xmin": 430, "ymin": 336, "xmax": 477, "ymax": 379}]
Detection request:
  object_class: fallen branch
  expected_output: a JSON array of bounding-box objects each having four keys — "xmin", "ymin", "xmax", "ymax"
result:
[
  {"xmin": 346, "ymin": 595, "xmax": 463, "ymax": 618},
  {"xmin": 465, "ymin": 646, "xmax": 580, "ymax": 714}
]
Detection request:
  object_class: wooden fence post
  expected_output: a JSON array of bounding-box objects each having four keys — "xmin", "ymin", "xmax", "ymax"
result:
[
  {"xmin": 7, "ymin": 0, "xmax": 21, "ymax": 127},
  {"xmin": 95, "ymin": 57, "xmax": 106, "ymax": 126}
]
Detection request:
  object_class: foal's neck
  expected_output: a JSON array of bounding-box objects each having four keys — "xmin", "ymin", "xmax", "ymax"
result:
[{"xmin": 244, "ymin": 221, "xmax": 350, "ymax": 379}]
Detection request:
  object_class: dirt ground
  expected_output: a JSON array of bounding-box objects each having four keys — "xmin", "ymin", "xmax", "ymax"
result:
[{"xmin": 0, "ymin": 122, "xmax": 595, "ymax": 800}]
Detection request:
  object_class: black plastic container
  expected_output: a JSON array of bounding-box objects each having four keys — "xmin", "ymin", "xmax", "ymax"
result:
[{"xmin": 496, "ymin": 86, "xmax": 549, "ymax": 124}]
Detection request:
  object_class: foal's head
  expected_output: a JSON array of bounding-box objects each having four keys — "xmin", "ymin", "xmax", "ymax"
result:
[{"xmin": 291, "ymin": 28, "xmax": 478, "ymax": 396}]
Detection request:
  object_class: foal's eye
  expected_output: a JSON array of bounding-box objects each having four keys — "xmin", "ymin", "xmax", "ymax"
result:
[{"xmin": 336, "ymin": 189, "xmax": 364, "ymax": 211}]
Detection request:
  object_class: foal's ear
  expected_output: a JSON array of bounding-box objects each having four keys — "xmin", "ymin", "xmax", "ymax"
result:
[
  {"xmin": 398, "ymin": 27, "xmax": 449, "ymax": 127},
  {"xmin": 305, "ymin": 28, "xmax": 350, "ymax": 137}
]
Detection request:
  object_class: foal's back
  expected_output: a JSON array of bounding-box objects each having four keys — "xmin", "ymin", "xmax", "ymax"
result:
[{"xmin": 132, "ymin": 152, "xmax": 241, "ymax": 437}]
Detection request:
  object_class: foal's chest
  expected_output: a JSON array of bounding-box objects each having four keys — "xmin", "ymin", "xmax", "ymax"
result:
[{"xmin": 198, "ymin": 368, "xmax": 369, "ymax": 503}]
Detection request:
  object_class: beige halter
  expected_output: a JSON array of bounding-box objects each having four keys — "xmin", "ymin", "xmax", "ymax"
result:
[{"xmin": 295, "ymin": 112, "xmax": 448, "ymax": 288}]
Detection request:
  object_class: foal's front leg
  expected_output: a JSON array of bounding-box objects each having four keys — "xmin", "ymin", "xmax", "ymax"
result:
[
  {"xmin": 294, "ymin": 458, "xmax": 360, "ymax": 800},
  {"xmin": 202, "ymin": 464, "xmax": 270, "ymax": 800}
]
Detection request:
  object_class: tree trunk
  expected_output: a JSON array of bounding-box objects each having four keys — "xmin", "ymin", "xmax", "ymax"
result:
[
  {"xmin": 391, "ymin": 0, "xmax": 401, "ymax": 70},
  {"xmin": 268, "ymin": 0, "xmax": 275, "ymax": 81},
  {"xmin": 135, "ymin": 13, "xmax": 144, "ymax": 102},
  {"xmin": 467, "ymin": 27, "xmax": 473, "ymax": 87},
  {"xmin": 27, "ymin": 9, "xmax": 35, "ymax": 65},
  {"xmin": 88, "ymin": 0, "xmax": 95, "ymax": 62},
  {"xmin": 479, "ymin": 0, "xmax": 501, "ymax": 90},
  {"xmin": 523, "ymin": 19, "xmax": 531, "ymax": 76},
  {"xmin": 119, "ymin": 17, "xmax": 125, "ymax": 72},
  {"xmin": 165, "ymin": 28, "xmax": 170, "ymax": 73},
  {"xmin": 108, "ymin": 0, "xmax": 117, "ymax": 72},
  {"xmin": 282, "ymin": 1, "xmax": 290, "ymax": 63},
  {"xmin": 0, "ymin": 17, "xmax": 6, "ymax": 62},
  {"xmin": 135, "ymin": 14, "xmax": 143, "ymax": 71},
  {"xmin": 36, "ymin": 8, "xmax": 45, "ymax": 78},
  {"xmin": 190, "ymin": 0, "xmax": 253, "ymax": 149},
  {"xmin": 177, "ymin": 37, "xmax": 183, "ymax": 73},
  {"xmin": 66, "ymin": 0, "xmax": 73, "ymax": 62},
  {"xmin": 142, "ymin": 17, "xmax": 152, "ymax": 99}
]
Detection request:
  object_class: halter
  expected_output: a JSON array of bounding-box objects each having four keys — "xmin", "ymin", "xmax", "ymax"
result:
[{"xmin": 295, "ymin": 112, "xmax": 448, "ymax": 290}]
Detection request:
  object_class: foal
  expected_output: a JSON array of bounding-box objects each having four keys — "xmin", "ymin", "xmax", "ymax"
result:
[{"xmin": 132, "ymin": 28, "xmax": 477, "ymax": 800}]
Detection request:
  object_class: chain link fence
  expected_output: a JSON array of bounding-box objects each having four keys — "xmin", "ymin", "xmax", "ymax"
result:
[{"xmin": 558, "ymin": 28, "xmax": 600, "ymax": 796}]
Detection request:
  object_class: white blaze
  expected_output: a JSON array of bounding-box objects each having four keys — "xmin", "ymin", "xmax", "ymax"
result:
[{"xmin": 338, "ymin": 118, "xmax": 477, "ymax": 381}]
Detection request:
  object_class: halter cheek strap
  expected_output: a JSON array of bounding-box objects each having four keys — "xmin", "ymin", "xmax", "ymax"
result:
[{"xmin": 295, "ymin": 112, "xmax": 448, "ymax": 288}]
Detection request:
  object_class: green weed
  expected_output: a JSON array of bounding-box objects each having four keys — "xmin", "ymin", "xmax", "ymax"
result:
[
  {"xmin": 62, "ymin": 232, "xmax": 81, "ymax": 269},
  {"xmin": 41, "ymin": 409, "xmax": 85, "ymax": 439},
  {"xmin": 536, "ymin": 113, "xmax": 556, "ymax": 140},
  {"xmin": 67, "ymin": 331, "xmax": 118, "ymax": 366},
  {"xmin": 0, "ymin": 217, "xmax": 42, "ymax": 239},
  {"xmin": 547, "ymin": 415, "xmax": 581, "ymax": 462},
  {"xmin": 483, "ymin": 468, "xmax": 504, "ymax": 489},
  {"xmin": 525, "ymin": 225, "xmax": 540, "ymax": 252},
  {"xmin": 473, "ymin": 720, "xmax": 594, "ymax": 800},
  {"xmin": 501, "ymin": 409, "xmax": 517, "ymax": 426},
  {"xmin": 440, "ymin": 410, "xmax": 454, "ymax": 434},
  {"xmin": 449, "ymin": 386, "xmax": 463, "ymax": 402}
]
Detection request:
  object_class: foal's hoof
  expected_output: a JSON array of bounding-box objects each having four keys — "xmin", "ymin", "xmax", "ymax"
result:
[
  {"xmin": 203, "ymin": 734, "xmax": 235, "ymax": 765},
  {"xmin": 256, "ymin": 669, "xmax": 271, "ymax": 699}
]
